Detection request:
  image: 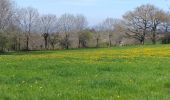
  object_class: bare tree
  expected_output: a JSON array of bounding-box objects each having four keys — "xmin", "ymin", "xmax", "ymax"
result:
[
  {"xmin": 112, "ymin": 19, "xmax": 127, "ymax": 45},
  {"xmin": 0, "ymin": 0, "xmax": 13, "ymax": 31},
  {"xmin": 0, "ymin": 0, "xmax": 14, "ymax": 52},
  {"xmin": 58, "ymin": 13, "xmax": 76, "ymax": 49},
  {"xmin": 161, "ymin": 12, "xmax": 170, "ymax": 33},
  {"xmin": 17, "ymin": 7, "xmax": 39, "ymax": 50},
  {"xmin": 39, "ymin": 14, "xmax": 57, "ymax": 49},
  {"xmin": 93, "ymin": 25, "xmax": 101, "ymax": 47},
  {"xmin": 12, "ymin": 10, "xmax": 24, "ymax": 51},
  {"xmin": 49, "ymin": 33, "xmax": 60, "ymax": 49},
  {"xmin": 102, "ymin": 18, "xmax": 115, "ymax": 47},
  {"xmin": 149, "ymin": 7, "xmax": 167, "ymax": 44},
  {"xmin": 75, "ymin": 15, "xmax": 88, "ymax": 48},
  {"xmin": 2, "ymin": 0, "xmax": 170, "ymax": 52},
  {"xmin": 123, "ymin": 4, "xmax": 153, "ymax": 44},
  {"xmin": 5, "ymin": 21, "xmax": 22, "ymax": 51}
]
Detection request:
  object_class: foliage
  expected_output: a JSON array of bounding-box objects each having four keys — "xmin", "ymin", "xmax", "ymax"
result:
[
  {"xmin": 59, "ymin": 34, "xmax": 71, "ymax": 49},
  {"xmin": 0, "ymin": 32, "xmax": 7, "ymax": 52},
  {"xmin": 161, "ymin": 34, "xmax": 170, "ymax": 44},
  {"xmin": 78, "ymin": 30, "xmax": 93, "ymax": 48}
]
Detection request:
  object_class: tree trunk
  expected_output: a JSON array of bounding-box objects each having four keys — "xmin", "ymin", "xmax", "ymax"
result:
[
  {"xmin": 151, "ymin": 25, "xmax": 157, "ymax": 45},
  {"xmin": 140, "ymin": 40, "xmax": 144, "ymax": 45},
  {"xmin": 78, "ymin": 39, "xmax": 81, "ymax": 48},
  {"xmin": 109, "ymin": 34, "xmax": 112, "ymax": 47},
  {"xmin": 141, "ymin": 36, "xmax": 145, "ymax": 45},
  {"xmin": 0, "ymin": 47, "xmax": 3, "ymax": 53},
  {"xmin": 152, "ymin": 33, "xmax": 156, "ymax": 44},
  {"xmin": 43, "ymin": 33, "xmax": 49, "ymax": 50},
  {"xmin": 141, "ymin": 41, "xmax": 144, "ymax": 45},
  {"xmin": 52, "ymin": 44, "xmax": 55, "ymax": 50},
  {"xmin": 109, "ymin": 39, "xmax": 112, "ymax": 47},
  {"xmin": 96, "ymin": 38, "xmax": 99, "ymax": 48},
  {"xmin": 66, "ymin": 34, "xmax": 69, "ymax": 49},
  {"xmin": 18, "ymin": 37, "xmax": 21, "ymax": 51},
  {"xmin": 66, "ymin": 44, "xmax": 69, "ymax": 49},
  {"xmin": 44, "ymin": 37, "xmax": 48, "ymax": 49},
  {"xmin": 26, "ymin": 36, "xmax": 29, "ymax": 51}
]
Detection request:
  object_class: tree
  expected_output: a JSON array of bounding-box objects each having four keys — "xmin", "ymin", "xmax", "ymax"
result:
[
  {"xmin": 58, "ymin": 13, "xmax": 76, "ymax": 49},
  {"xmin": 49, "ymin": 33, "xmax": 60, "ymax": 49},
  {"xmin": 102, "ymin": 18, "xmax": 115, "ymax": 47},
  {"xmin": 78, "ymin": 29, "xmax": 92, "ymax": 48},
  {"xmin": 75, "ymin": 15, "xmax": 88, "ymax": 48},
  {"xmin": 17, "ymin": 7, "xmax": 39, "ymax": 50},
  {"xmin": 123, "ymin": 4, "xmax": 153, "ymax": 44},
  {"xmin": 149, "ymin": 7, "xmax": 167, "ymax": 44},
  {"xmin": 91, "ymin": 24, "xmax": 103, "ymax": 48},
  {"xmin": 0, "ymin": 32, "xmax": 7, "ymax": 52},
  {"xmin": 158, "ymin": 12, "xmax": 170, "ymax": 44},
  {"xmin": 112, "ymin": 19, "xmax": 126, "ymax": 45},
  {"xmin": 0, "ymin": 0, "xmax": 13, "ymax": 30},
  {"xmin": 40, "ymin": 14, "xmax": 57, "ymax": 49},
  {"xmin": 0, "ymin": 0, "xmax": 14, "ymax": 52},
  {"xmin": 161, "ymin": 12, "xmax": 170, "ymax": 33},
  {"xmin": 5, "ymin": 23, "xmax": 22, "ymax": 51},
  {"xmin": 123, "ymin": 4, "xmax": 169, "ymax": 45}
]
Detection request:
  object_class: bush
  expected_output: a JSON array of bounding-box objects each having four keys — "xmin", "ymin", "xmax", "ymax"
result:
[
  {"xmin": 0, "ymin": 32, "xmax": 7, "ymax": 52},
  {"xmin": 161, "ymin": 34, "xmax": 170, "ymax": 44}
]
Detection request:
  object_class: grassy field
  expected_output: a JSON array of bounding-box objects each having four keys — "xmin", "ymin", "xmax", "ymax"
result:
[{"xmin": 0, "ymin": 45, "xmax": 170, "ymax": 100}]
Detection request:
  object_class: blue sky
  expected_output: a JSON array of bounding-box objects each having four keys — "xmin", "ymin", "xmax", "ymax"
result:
[{"xmin": 15, "ymin": 0, "xmax": 170, "ymax": 25}]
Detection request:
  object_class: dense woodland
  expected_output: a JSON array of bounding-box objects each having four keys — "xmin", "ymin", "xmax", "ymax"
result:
[{"xmin": 1, "ymin": 0, "xmax": 170, "ymax": 52}]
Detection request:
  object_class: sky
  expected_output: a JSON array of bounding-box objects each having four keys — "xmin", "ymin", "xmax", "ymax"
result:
[{"xmin": 15, "ymin": 0, "xmax": 170, "ymax": 26}]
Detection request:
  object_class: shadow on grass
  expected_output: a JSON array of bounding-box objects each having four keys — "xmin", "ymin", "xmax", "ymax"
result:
[{"xmin": 0, "ymin": 50, "xmax": 56, "ymax": 56}]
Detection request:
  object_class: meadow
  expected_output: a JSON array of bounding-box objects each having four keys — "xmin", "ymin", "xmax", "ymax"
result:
[{"xmin": 0, "ymin": 45, "xmax": 170, "ymax": 100}]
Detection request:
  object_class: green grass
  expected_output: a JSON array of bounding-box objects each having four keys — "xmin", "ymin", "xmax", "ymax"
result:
[{"xmin": 0, "ymin": 44, "xmax": 170, "ymax": 100}]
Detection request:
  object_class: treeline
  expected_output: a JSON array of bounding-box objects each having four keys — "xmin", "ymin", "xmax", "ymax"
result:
[{"xmin": 0, "ymin": 0, "xmax": 170, "ymax": 52}]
